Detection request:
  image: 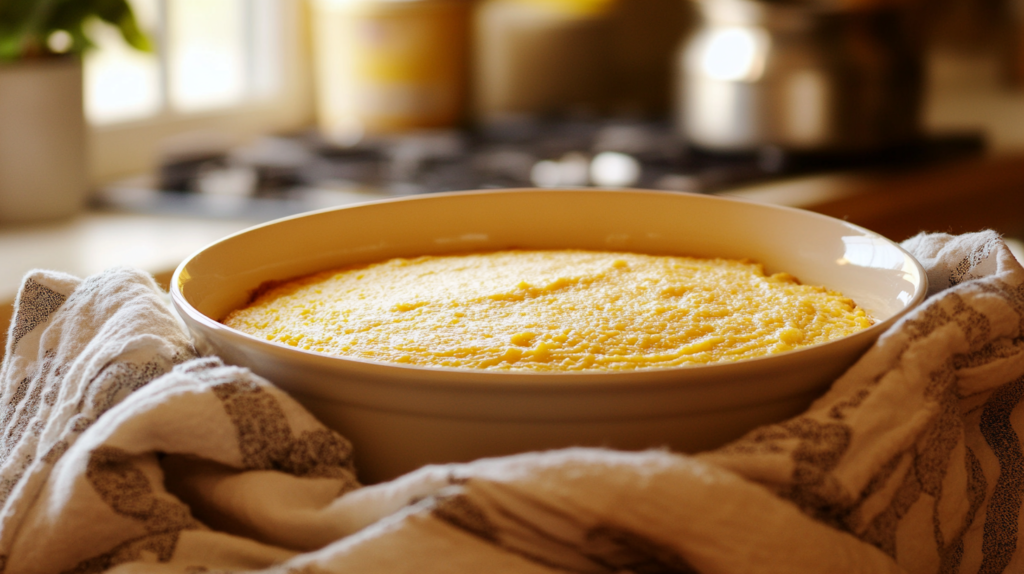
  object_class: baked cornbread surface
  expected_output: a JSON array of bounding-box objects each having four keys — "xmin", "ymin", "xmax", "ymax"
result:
[{"xmin": 223, "ymin": 250, "xmax": 871, "ymax": 371}]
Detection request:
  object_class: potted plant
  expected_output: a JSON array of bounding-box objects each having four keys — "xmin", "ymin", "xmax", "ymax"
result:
[{"xmin": 0, "ymin": 0, "xmax": 150, "ymax": 223}]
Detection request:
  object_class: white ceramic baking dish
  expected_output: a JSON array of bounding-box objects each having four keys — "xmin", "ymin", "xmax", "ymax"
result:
[{"xmin": 171, "ymin": 189, "xmax": 927, "ymax": 482}]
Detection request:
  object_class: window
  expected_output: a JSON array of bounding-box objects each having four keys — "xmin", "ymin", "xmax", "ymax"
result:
[{"xmin": 85, "ymin": 0, "xmax": 313, "ymax": 183}]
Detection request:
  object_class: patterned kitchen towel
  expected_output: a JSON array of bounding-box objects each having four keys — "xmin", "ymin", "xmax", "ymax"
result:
[{"xmin": 0, "ymin": 230, "xmax": 1020, "ymax": 573}]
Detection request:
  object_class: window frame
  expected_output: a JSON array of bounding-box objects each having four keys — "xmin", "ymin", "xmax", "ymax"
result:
[{"xmin": 87, "ymin": 0, "xmax": 315, "ymax": 185}]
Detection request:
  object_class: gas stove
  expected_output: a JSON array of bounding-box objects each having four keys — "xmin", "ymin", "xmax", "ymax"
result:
[{"xmin": 95, "ymin": 119, "xmax": 985, "ymax": 222}]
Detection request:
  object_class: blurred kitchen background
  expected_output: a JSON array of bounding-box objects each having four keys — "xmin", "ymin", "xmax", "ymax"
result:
[
  {"xmin": 2, "ymin": 0, "xmax": 1024, "ymax": 281},
  {"xmin": 0, "ymin": 0, "xmax": 1019, "ymax": 223}
]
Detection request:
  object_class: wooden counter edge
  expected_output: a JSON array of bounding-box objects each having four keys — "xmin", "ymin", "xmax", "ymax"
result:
[{"xmin": 724, "ymin": 153, "xmax": 1024, "ymax": 241}]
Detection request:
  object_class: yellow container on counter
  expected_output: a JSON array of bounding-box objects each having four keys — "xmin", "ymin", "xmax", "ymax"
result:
[{"xmin": 312, "ymin": 0, "xmax": 470, "ymax": 143}]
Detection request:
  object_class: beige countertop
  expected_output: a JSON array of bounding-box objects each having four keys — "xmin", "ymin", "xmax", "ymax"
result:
[
  {"xmin": 3, "ymin": 149, "xmax": 1019, "ymax": 293},
  {"xmin": 0, "ymin": 212, "xmax": 256, "ymax": 303},
  {"xmin": 0, "ymin": 213, "xmax": 257, "ymax": 353},
  {"xmin": 4, "ymin": 148, "xmax": 1024, "ymax": 294}
]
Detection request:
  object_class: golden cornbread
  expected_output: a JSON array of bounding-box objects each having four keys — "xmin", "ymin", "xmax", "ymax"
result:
[{"xmin": 223, "ymin": 250, "xmax": 872, "ymax": 371}]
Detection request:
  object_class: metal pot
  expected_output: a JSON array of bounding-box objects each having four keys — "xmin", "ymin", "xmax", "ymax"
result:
[{"xmin": 677, "ymin": 0, "xmax": 925, "ymax": 153}]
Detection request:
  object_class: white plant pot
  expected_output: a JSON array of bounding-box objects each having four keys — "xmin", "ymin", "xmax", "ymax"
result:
[{"xmin": 0, "ymin": 57, "xmax": 87, "ymax": 223}]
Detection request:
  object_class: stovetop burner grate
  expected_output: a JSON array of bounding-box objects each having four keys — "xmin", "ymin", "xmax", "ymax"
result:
[{"xmin": 94, "ymin": 119, "xmax": 986, "ymax": 222}]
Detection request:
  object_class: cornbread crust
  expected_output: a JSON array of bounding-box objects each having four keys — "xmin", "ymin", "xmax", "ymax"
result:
[{"xmin": 223, "ymin": 250, "xmax": 872, "ymax": 371}]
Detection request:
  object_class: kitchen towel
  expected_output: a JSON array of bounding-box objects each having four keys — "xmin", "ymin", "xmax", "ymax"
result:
[{"xmin": 0, "ymin": 230, "xmax": 1020, "ymax": 573}]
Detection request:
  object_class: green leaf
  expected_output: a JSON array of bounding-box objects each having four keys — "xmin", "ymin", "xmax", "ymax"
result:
[
  {"xmin": 0, "ymin": 0, "xmax": 152, "ymax": 59},
  {"xmin": 91, "ymin": 0, "xmax": 151, "ymax": 52},
  {"xmin": 0, "ymin": 0, "xmax": 59, "ymax": 60}
]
